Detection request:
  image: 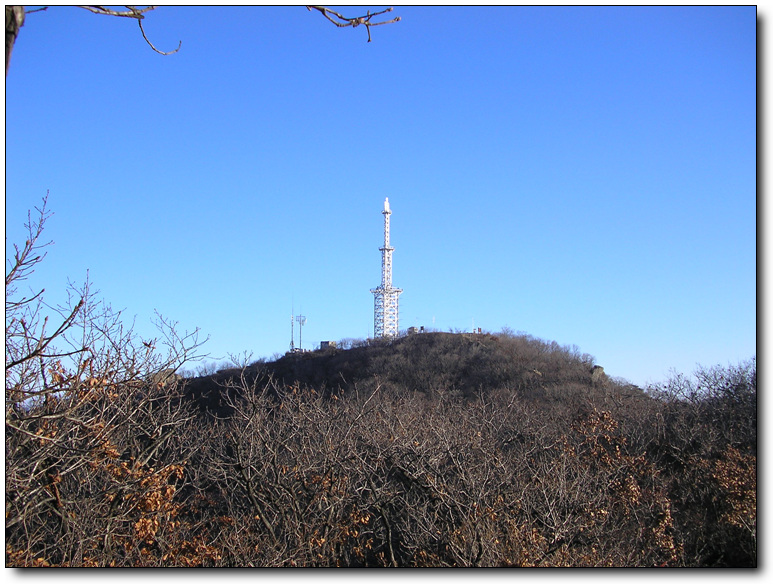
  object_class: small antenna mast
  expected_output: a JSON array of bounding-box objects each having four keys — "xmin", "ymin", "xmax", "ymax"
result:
[
  {"xmin": 290, "ymin": 299, "xmax": 296, "ymax": 352},
  {"xmin": 290, "ymin": 313, "xmax": 295, "ymax": 352},
  {"xmin": 296, "ymin": 314, "xmax": 307, "ymax": 351}
]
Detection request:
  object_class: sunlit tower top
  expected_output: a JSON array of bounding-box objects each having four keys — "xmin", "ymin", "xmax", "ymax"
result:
[{"xmin": 370, "ymin": 197, "xmax": 402, "ymax": 338}]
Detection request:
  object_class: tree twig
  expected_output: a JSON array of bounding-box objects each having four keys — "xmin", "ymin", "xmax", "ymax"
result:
[
  {"xmin": 307, "ymin": 6, "xmax": 401, "ymax": 42},
  {"xmin": 137, "ymin": 18, "xmax": 181, "ymax": 55},
  {"xmin": 77, "ymin": 6, "xmax": 181, "ymax": 55}
]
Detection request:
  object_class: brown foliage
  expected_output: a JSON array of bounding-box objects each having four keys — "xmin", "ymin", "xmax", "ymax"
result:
[{"xmin": 6, "ymin": 201, "xmax": 755, "ymax": 567}]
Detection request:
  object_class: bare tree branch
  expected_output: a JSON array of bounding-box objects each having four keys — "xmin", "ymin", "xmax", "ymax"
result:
[
  {"xmin": 78, "ymin": 5, "xmax": 157, "ymax": 19},
  {"xmin": 72, "ymin": 6, "xmax": 183, "ymax": 55},
  {"xmin": 307, "ymin": 6, "xmax": 400, "ymax": 42},
  {"xmin": 77, "ymin": 5, "xmax": 181, "ymax": 55},
  {"xmin": 137, "ymin": 17, "xmax": 180, "ymax": 55}
]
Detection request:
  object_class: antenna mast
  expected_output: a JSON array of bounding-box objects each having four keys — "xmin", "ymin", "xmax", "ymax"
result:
[
  {"xmin": 296, "ymin": 314, "xmax": 307, "ymax": 351},
  {"xmin": 290, "ymin": 312, "xmax": 295, "ymax": 352},
  {"xmin": 370, "ymin": 197, "xmax": 403, "ymax": 338}
]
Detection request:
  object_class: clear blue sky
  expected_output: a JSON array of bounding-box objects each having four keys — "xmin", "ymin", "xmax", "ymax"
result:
[{"xmin": 5, "ymin": 6, "xmax": 757, "ymax": 387}]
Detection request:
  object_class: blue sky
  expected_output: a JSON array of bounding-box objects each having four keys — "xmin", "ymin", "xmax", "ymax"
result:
[{"xmin": 5, "ymin": 6, "xmax": 756, "ymax": 387}]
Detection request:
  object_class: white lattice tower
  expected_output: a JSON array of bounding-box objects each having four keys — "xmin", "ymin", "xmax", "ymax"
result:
[{"xmin": 371, "ymin": 198, "xmax": 402, "ymax": 338}]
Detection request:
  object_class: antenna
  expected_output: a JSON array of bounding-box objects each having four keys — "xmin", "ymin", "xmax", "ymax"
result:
[
  {"xmin": 290, "ymin": 312, "xmax": 295, "ymax": 352},
  {"xmin": 296, "ymin": 314, "xmax": 307, "ymax": 351},
  {"xmin": 370, "ymin": 197, "xmax": 403, "ymax": 338},
  {"xmin": 290, "ymin": 299, "xmax": 296, "ymax": 352}
]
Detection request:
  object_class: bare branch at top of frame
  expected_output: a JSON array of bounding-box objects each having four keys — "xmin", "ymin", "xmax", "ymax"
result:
[
  {"xmin": 307, "ymin": 6, "xmax": 401, "ymax": 42},
  {"xmin": 77, "ymin": 6, "xmax": 181, "ymax": 55},
  {"xmin": 78, "ymin": 6, "xmax": 157, "ymax": 19}
]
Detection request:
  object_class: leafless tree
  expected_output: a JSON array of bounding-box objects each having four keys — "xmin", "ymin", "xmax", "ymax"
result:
[
  {"xmin": 644, "ymin": 361, "xmax": 757, "ymax": 566},
  {"xmin": 6, "ymin": 197, "xmax": 208, "ymax": 566}
]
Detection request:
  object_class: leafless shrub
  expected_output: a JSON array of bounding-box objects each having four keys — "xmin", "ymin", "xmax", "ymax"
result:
[{"xmin": 6, "ymin": 197, "xmax": 207, "ymax": 566}]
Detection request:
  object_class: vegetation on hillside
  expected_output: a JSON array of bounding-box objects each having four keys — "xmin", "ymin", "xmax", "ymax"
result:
[{"xmin": 6, "ymin": 203, "xmax": 756, "ymax": 567}]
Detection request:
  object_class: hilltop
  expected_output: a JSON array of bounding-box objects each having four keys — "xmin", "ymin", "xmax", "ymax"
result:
[
  {"xmin": 184, "ymin": 330, "xmax": 647, "ymax": 416},
  {"xmin": 171, "ymin": 331, "xmax": 754, "ymax": 567}
]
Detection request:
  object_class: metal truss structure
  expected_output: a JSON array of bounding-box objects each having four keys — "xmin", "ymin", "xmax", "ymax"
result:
[{"xmin": 370, "ymin": 197, "xmax": 402, "ymax": 338}]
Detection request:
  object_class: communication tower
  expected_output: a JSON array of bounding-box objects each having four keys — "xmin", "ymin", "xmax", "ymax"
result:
[
  {"xmin": 370, "ymin": 197, "xmax": 402, "ymax": 338},
  {"xmin": 296, "ymin": 314, "xmax": 307, "ymax": 351}
]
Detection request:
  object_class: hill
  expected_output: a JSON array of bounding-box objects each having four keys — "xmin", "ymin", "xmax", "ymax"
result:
[
  {"xmin": 8, "ymin": 319, "xmax": 756, "ymax": 567},
  {"xmin": 7, "ymin": 202, "xmax": 754, "ymax": 567},
  {"xmin": 185, "ymin": 330, "xmax": 646, "ymax": 416},
  {"xmin": 172, "ymin": 331, "xmax": 754, "ymax": 567}
]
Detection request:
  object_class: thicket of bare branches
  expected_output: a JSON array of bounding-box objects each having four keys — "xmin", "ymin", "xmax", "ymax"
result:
[
  {"xmin": 6, "ymin": 197, "xmax": 207, "ymax": 566},
  {"xmin": 207, "ymin": 381, "xmax": 669, "ymax": 566},
  {"xmin": 184, "ymin": 366, "xmax": 754, "ymax": 567},
  {"xmin": 5, "ymin": 201, "xmax": 755, "ymax": 567}
]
